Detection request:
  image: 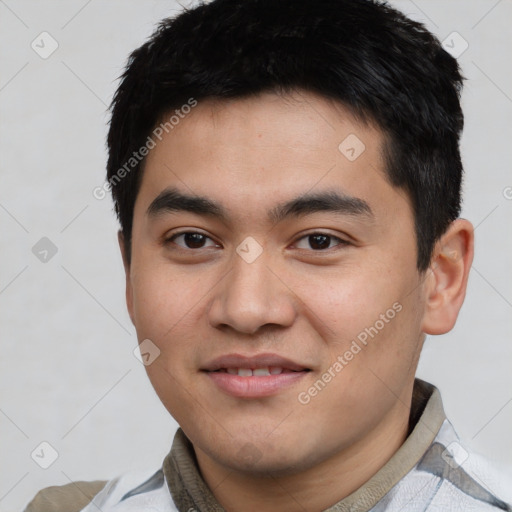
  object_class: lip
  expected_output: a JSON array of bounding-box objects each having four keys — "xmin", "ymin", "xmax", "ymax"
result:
[
  {"xmin": 202, "ymin": 352, "xmax": 309, "ymax": 372},
  {"xmin": 201, "ymin": 352, "xmax": 311, "ymax": 398}
]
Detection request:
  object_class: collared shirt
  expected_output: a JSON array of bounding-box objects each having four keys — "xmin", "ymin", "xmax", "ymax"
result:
[{"xmin": 25, "ymin": 379, "xmax": 512, "ymax": 511}]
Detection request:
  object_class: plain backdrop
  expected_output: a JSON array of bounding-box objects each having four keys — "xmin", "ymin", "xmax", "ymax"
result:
[{"xmin": 1, "ymin": 1, "xmax": 511, "ymax": 510}]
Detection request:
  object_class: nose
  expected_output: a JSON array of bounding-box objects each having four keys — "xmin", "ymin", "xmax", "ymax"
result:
[{"xmin": 207, "ymin": 251, "xmax": 297, "ymax": 335}]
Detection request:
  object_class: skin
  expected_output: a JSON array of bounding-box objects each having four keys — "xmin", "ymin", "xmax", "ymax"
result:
[{"xmin": 119, "ymin": 90, "xmax": 474, "ymax": 511}]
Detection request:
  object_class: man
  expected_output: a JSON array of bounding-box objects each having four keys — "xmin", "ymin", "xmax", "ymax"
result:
[{"xmin": 25, "ymin": 0, "xmax": 511, "ymax": 510}]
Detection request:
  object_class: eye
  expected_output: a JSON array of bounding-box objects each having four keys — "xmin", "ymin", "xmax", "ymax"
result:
[
  {"xmin": 167, "ymin": 231, "xmax": 219, "ymax": 250},
  {"xmin": 294, "ymin": 233, "xmax": 349, "ymax": 251}
]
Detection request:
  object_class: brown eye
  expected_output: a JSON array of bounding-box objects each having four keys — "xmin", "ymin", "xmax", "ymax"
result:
[
  {"xmin": 308, "ymin": 234, "xmax": 330, "ymax": 250},
  {"xmin": 168, "ymin": 232, "xmax": 218, "ymax": 249},
  {"xmin": 184, "ymin": 233, "xmax": 206, "ymax": 248},
  {"xmin": 295, "ymin": 233, "xmax": 348, "ymax": 251}
]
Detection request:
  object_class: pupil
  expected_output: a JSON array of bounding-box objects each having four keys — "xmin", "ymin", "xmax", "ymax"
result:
[
  {"xmin": 309, "ymin": 234, "xmax": 330, "ymax": 250},
  {"xmin": 185, "ymin": 233, "xmax": 205, "ymax": 248}
]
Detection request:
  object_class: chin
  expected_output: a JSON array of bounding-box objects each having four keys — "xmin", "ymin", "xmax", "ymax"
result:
[
  {"xmin": 203, "ymin": 434, "xmax": 320, "ymax": 477},
  {"xmin": 221, "ymin": 450, "xmax": 313, "ymax": 477}
]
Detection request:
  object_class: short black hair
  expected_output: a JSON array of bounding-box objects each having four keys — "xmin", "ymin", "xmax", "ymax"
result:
[{"xmin": 107, "ymin": 0, "xmax": 464, "ymax": 270}]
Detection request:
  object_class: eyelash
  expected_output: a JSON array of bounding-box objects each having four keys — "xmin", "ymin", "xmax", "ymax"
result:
[{"xmin": 164, "ymin": 231, "xmax": 350, "ymax": 253}]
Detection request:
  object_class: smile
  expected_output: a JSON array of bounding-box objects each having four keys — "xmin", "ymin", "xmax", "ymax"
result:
[{"xmin": 211, "ymin": 367, "xmax": 303, "ymax": 376}]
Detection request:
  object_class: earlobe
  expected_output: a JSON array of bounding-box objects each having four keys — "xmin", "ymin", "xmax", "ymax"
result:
[
  {"xmin": 421, "ymin": 219, "xmax": 474, "ymax": 335},
  {"xmin": 117, "ymin": 231, "xmax": 135, "ymax": 326}
]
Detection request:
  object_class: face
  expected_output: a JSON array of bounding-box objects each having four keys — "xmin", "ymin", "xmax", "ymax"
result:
[{"xmin": 124, "ymin": 90, "xmax": 428, "ymax": 475}]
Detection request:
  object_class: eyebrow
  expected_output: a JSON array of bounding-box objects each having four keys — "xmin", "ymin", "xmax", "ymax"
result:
[{"xmin": 146, "ymin": 187, "xmax": 373, "ymax": 224}]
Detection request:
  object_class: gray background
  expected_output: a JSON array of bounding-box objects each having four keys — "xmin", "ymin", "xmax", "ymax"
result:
[{"xmin": 1, "ymin": 1, "xmax": 511, "ymax": 510}]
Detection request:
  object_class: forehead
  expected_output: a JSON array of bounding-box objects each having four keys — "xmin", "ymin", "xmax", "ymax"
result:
[{"xmin": 135, "ymin": 90, "xmax": 409, "ymax": 226}]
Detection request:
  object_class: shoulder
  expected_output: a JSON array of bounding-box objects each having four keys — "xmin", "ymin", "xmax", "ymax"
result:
[
  {"xmin": 24, "ymin": 480, "xmax": 108, "ymax": 512},
  {"xmin": 24, "ymin": 467, "xmax": 176, "ymax": 512},
  {"xmin": 409, "ymin": 419, "xmax": 512, "ymax": 511}
]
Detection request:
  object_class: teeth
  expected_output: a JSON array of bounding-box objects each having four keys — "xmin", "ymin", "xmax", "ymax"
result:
[
  {"xmin": 222, "ymin": 367, "xmax": 285, "ymax": 376},
  {"xmin": 253, "ymin": 368, "xmax": 270, "ymax": 376}
]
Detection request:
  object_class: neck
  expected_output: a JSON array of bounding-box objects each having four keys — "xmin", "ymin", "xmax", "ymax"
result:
[{"xmin": 194, "ymin": 391, "xmax": 413, "ymax": 512}]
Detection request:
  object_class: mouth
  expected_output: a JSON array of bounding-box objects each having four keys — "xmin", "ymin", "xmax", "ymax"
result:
[
  {"xmin": 201, "ymin": 353, "xmax": 311, "ymax": 398},
  {"xmin": 210, "ymin": 367, "xmax": 305, "ymax": 376}
]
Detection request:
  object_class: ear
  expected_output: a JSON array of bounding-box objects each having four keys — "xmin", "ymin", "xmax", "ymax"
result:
[
  {"xmin": 421, "ymin": 219, "xmax": 474, "ymax": 335},
  {"xmin": 118, "ymin": 231, "xmax": 135, "ymax": 326}
]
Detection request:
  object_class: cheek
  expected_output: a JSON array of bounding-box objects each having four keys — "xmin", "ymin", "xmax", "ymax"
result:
[
  {"xmin": 132, "ymin": 267, "xmax": 206, "ymax": 419},
  {"xmin": 303, "ymin": 264, "xmax": 422, "ymax": 368},
  {"xmin": 130, "ymin": 261, "xmax": 223, "ymax": 393},
  {"xmin": 298, "ymin": 269, "xmax": 398, "ymax": 343},
  {"xmin": 131, "ymin": 260, "xmax": 207, "ymax": 340}
]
